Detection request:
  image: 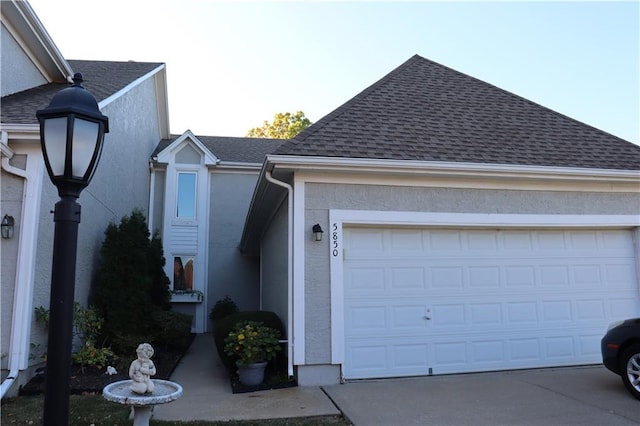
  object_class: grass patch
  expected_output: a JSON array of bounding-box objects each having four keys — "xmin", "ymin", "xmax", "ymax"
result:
[
  {"xmin": 1, "ymin": 395, "xmax": 349, "ymax": 425},
  {"xmin": 1, "ymin": 395, "xmax": 129, "ymax": 425}
]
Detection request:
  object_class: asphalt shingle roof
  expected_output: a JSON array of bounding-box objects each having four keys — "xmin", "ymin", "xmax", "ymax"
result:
[
  {"xmin": 275, "ymin": 55, "xmax": 640, "ymax": 170},
  {"xmin": 154, "ymin": 135, "xmax": 283, "ymax": 164},
  {"xmin": 1, "ymin": 60, "xmax": 163, "ymax": 125}
]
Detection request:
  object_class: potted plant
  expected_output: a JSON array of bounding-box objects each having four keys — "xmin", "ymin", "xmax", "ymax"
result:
[{"xmin": 223, "ymin": 320, "xmax": 281, "ymax": 386}]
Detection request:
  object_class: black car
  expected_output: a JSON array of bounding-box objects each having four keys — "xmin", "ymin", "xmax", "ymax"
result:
[{"xmin": 601, "ymin": 318, "xmax": 640, "ymax": 400}]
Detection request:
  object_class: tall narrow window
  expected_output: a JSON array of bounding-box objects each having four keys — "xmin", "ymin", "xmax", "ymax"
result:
[{"xmin": 177, "ymin": 172, "xmax": 196, "ymax": 218}]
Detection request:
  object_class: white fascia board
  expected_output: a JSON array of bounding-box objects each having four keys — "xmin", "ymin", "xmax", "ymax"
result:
[
  {"xmin": 0, "ymin": 125, "xmax": 39, "ymax": 140},
  {"xmin": 154, "ymin": 67, "xmax": 171, "ymax": 139},
  {"xmin": 330, "ymin": 210, "xmax": 640, "ymax": 228},
  {"xmin": 2, "ymin": 0, "xmax": 72, "ymax": 82},
  {"xmin": 99, "ymin": 64, "xmax": 167, "ymax": 108},
  {"xmin": 268, "ymin": 155, "xmax": 640, "ymax": 184},
  {"xmin": 209, "ymin": 162, "xmax": 262, "ymax": 173},
  {"xmin": 155, "ymin": 130, "xmax": 218, "ymax": 166}
]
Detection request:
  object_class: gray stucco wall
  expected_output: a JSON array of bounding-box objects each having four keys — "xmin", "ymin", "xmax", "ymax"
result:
[
  {"xmin": 303, "ymin": 182, "xmax": 640, "ymax": 365},
  {"xmin": 1, "ymin": 24, "xmax": 47, "ymax": 97},
  {"xmin": 208, "ymin": 172, "xmax": 261, "ymax": 315},
  {"xmin": 71, "ymin": 76, "xmax": 161, "ymax": 305},
  {"xmin": 30, "ymin": 76, "xmax": 161, "ymax": 347},
  {"xmin": 261, "ymin": 201, "xmax": 289, "ymax": 335}
]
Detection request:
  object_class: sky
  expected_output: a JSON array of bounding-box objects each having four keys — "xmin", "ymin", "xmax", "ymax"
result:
[{"xmin": 28, "ymin": 0, "xmax": 639, "ymax": 144}]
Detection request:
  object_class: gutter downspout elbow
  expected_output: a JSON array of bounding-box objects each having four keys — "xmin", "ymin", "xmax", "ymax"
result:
[{"xmin": 264, "ymin": 171, "xmax": 294, "ymax": 378}]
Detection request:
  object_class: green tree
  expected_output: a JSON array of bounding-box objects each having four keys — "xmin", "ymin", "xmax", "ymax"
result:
[
  {"xmin": 90, "ymin": 210, "xmax": 172, "ymax": 353},
  {"xmin": 247, "ymin": 111, "xmax": 311, "ymax": 139}
]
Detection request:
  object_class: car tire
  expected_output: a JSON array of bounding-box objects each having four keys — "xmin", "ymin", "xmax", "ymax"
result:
[{"xmin": 620, "ymin": 343, "xmax": 640, "ymax": 400}]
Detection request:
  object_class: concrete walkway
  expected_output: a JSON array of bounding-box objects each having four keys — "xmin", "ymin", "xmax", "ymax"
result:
[
  {"xmin": 152, "ymin": 333, "xmax": 341, "ymax": 422},
  {"xmin": 153, "ymin": 334, "xmax": 640, "ymax": 425}
]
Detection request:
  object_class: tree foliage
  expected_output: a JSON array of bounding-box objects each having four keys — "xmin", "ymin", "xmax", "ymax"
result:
[
  {"xmin": 90, "ymin": 210, "xmax": 172, "ymax": 353},
  {"xmin": 246, "ymin": 111, "xmax": 311, "ymax": 139}
]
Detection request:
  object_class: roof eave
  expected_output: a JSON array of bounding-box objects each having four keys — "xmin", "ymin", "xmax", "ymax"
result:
[{"xmin": 267, "ymin": 155, "xmax": 640, "ymax": 184}]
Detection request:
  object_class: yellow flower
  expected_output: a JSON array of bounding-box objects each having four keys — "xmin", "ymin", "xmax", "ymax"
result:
[{"xmin": 237, "ymin": 334, "xmax": 245, "ymax": 341}]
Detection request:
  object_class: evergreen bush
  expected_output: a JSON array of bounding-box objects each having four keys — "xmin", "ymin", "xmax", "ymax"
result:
[
  {"xmin": 209, "ymin": 295, "xmax": 239, "ymax": 321},
  {"xmin": 90, "ymin": 210, "xmax": 174, "ymax": 354}
]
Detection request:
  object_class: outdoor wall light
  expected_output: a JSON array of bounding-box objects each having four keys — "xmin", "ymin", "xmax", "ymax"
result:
[
  {"xmin": 36, "ymin": 72, "xmax": 109, "ymax": 426},
  {"xmin": 1, "ymin": 214, "xmax": 14, "ymax": 239},
  {"xmin": 313, "ymin": 224, "xmax": 324, "ymax": 241}
]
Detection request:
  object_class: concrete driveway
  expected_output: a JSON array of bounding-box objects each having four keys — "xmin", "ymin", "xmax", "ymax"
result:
[{"xmin": 323, "ymin": 366, "xmax": 639, "ymax": 425}]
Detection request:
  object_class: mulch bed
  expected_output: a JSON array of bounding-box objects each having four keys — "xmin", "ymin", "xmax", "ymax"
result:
[
  {"xmin": 230, "ymin": 370, "xmax": 297, "ymax": 394},
  {"xmin": 19, "ymin": 337, "xmax": 194, "ymax": 396},
  {"xmin": 19, "ymin": 335, "xmax": 298, "ymax": 396}
]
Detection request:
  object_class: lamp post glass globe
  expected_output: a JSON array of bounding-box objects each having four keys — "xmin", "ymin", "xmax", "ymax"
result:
[{"xmin": 37, "ymin": 73, "xmax": 109, "ymax": 197}]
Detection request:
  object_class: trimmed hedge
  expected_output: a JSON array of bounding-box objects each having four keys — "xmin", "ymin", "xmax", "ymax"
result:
[{"xmin": 213, "ymin": 311, "xmax": 285, "ymax": 372}]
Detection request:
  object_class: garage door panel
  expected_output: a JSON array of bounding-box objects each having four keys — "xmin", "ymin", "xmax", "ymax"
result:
[
  {"xmin": 347, "ymin": 300, "xmax": 428, "ymax": 336},
  {"xmin": 509, "ymin": 338, "xmax": 541, "ymax": 361},
  {"xmin": 343, "ymin": 227, "xmax": 640, "ymax": 379},
  {"xmin": 347, "ymin": 338, "xmax": 429, "ymax": 379},
  {"xmin": 347, "ymin": 267, "xmax": 385, "ymax": 291},
  {"xmin": 544, "ymin": 336, "xmax": 577, "ymax": 359},
  {"xmin": 605, "ymin": 263, "xmax": 637, "ymax": 285},
  {"xmin": 609, "ymin": 297, "xmax": 640, "ymax": 317},
  {"xmin": 469, "ymin": 303, "xmax": 503, "ymax": 324},
  {"xmin": 348, "ymin": 305, "xmax": 387, "ymax": 332},
  {"xmin": 472, "ymin": 340, "xmax": 505, "ymax": 363}
]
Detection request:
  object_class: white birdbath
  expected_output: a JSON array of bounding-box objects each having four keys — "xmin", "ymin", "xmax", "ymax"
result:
[{"xmin": 103, "ymin": 379, "xmax": 183, "ymax": 426}]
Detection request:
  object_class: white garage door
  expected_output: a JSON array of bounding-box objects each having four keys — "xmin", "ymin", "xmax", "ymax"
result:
[{"xmin": 343, "ymin": 227, "xmax": 640, "ymax": 379}]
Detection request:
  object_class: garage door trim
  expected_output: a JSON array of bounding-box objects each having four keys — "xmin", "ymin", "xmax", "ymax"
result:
[{"xmin": 329, "ymin": 210, "xmax": 640, "ymax": 370}]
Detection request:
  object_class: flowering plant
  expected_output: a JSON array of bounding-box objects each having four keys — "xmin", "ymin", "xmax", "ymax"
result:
[{"xmin": 223, "ymin": 320, "xmax": 281, "ymax": 365}]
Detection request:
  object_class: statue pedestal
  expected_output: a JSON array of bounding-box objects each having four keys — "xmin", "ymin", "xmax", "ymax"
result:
[{"xmin": 103, "ymin": 379, "xmax": 183, "ymax": 426}]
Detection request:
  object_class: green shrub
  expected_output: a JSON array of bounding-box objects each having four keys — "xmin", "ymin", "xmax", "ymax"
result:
[
  {"xmin": 150, "ymin": 310, "xmax": 193, "ymax": 350},
  {"xmin": 209, "ymin": 296, "xmax": 239, "ymax": 321},
  {"xmin": 213, "ymin": 311, "xmax": 284, "ymax": 372},
  {"xmin": 35, "ymin": 303, "xmax": 117, "ymax": 370},
  {"xmin": 90, "ymin": 210, "xmax": 172, "ymax": 354},
  {"xmin": 72, "ymin": 343, "xmax": 117, "ymax": 371}
]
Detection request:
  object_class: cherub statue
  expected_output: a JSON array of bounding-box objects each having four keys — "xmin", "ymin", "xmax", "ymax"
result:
[{"xmin": 129, "ymin": 343, "xmax": 157, "ymax": 394}]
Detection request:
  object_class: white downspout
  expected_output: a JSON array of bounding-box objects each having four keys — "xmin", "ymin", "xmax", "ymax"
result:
[
  {"xmin": 264, "ymin": 170, "xmax": 294, "ymax": 378},
  {"xmin": 147, "ymin": 160, "xmax": 156, "ymax": 235},
  {"xmin": 0, "ymin": 131, "xmax": 40, "ymax": 398}
]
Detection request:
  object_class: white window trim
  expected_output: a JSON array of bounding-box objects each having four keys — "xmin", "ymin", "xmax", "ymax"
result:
[{"xmin": 174, "ymin": 169, "xmax": 199, "ymax": 224}]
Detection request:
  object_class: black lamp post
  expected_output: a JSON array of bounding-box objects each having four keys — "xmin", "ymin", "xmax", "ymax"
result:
[{"xmin": 36, "ymin": 73, "xmax": 109, "ymax": 425}]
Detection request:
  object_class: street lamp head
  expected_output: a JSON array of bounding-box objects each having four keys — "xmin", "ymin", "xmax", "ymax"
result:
[{"xmin": 36, "ymin": 73, "xmax": 109, "ymax": 198}]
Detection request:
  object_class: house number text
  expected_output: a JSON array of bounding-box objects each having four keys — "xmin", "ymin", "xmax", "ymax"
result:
[{"xmin": 332, "ymin": 223, "xmax": 339, "ymax": 257}]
